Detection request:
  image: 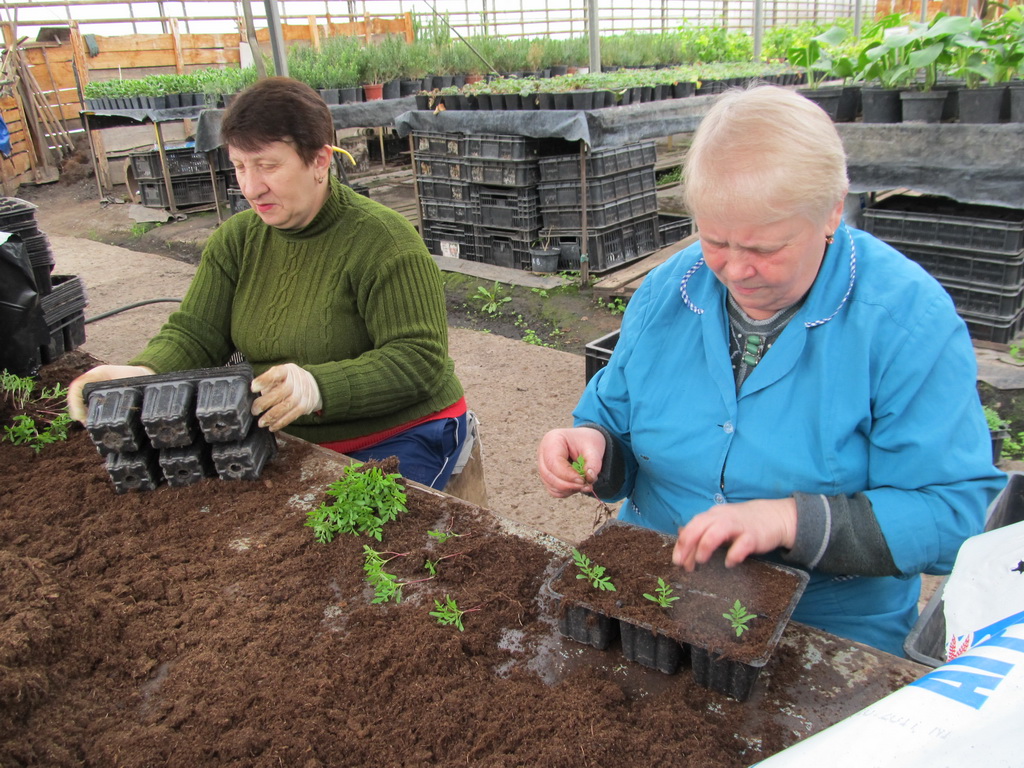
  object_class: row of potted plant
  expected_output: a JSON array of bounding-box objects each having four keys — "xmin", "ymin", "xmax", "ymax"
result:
[{"xmin": 791, "ymin": 8, "xmax": 1024, "ymax": 123}]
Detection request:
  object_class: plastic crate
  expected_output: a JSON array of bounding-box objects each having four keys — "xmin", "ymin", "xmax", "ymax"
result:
[
  {"xmin": 464, "ymin": 134, "xmax": 541, "ymax": 161},
  {"xmin": 550, "ymin": 214, "xmax": 660, "ymax": 273},
  {"xmin": 130, "ymin": 146, "xmax": 214, "ymax": 179},
  {"xmin": 904, "ymin": 472, "xmax": 1024, "ymax": 667},
  {"xmin": 138, "ymin": 173, "xmax": 227, "ymax": 209},
  {"xmin": 541, "ymin": 189, "xmax": 658, "ymax": 230},
  {"xmin": 412, "ymin": 131, "xmax": 466, "ymax": 157},
  {"xmin": 961, "ymin": 307, "xmax": 1024, "ymax": 345},
  {"xmin": 466, "ymin": 158, "xmax": 541, "ymax": 188},
  {"xmin": 475, "ymin": 227, "xmax": 538, "ymax": 270},
  {"xmin": 537, "ymin": 167, "xmax": 656, "ymax": 208},
  {"xmin": 417, "ymin": 178, "xmax": 474, "ymax": 202},
  {"xmin": 477, "ymin": 188, "xmax": 541, "ymax": 231},
  {"xmin": 538, "ymin": 142, "xmax": 658, "ymax": 182},
  {"xmin": 415, "ymin": 156, "xmax": 465, "ymax": 181},
  {"xmin": 585, "ymin": 328, "xmax": 620, "ymax": 383},
  {"xmin": 227, "ymin": 188, "xmax": 251, "ymax": 214},
  {"xmin": 421, "ymin": 198, "xmax": 475, "ymax": 225},
  {"xmin": 658, "ymin": 213, "xmax": 694, "ymax": 247},
  {"xmin": 422, "ymin": 220, "xmax": 479, "ymax": 261},
  {"xmin": 863, "ymin": 195, "xmax": 1024, "ymax": 255},
  {"xmin": 897, "ymin": 242, "xmax": 1024, "ymax": 289},
  {"xmin": 940, "ymin": 276, "xmax": 1024, "ymax": 318}
]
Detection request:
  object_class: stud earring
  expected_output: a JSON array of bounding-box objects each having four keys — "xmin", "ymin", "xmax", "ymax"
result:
[
  {"xmin": 316, "ymin": 175, "xmax": 325, "ymax": 184},
  {"xmin": 825, "ymin": 233, "xmax": 835, "ymax": 245}
]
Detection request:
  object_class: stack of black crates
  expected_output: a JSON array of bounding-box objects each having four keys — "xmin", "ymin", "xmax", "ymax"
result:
[
  {"xmin": 413, "ymin": 131, "xmax": 668, "ymax": 273},
  {"xmin": 129, "ymin": 144, "xmax": 232, "ymax": 210},
  {"xmin": 0, "ymin": 196, "xmax": 87, "ymax": 365},
  {"xmin": 863, "ymin": 194, "xmax": 1024, "ymax": 345}
]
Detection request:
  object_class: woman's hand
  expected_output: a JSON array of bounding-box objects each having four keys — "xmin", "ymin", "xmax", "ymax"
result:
[
  {"xmin": 537, "ymin": 427, "xmax": 606, "ymax": 499},
  {"xmin": 251, "ymin": 363, "xmax": 322, "ymax": 432},
  {"xmin": 67, "ymin": 365, "xmax": 155, "ymax": 423},
  {"xmin": 673, "ymin": 497, "xmax": 798, "ymax": 570}
]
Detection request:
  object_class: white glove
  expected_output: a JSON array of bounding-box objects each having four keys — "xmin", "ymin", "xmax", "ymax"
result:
[
  {"xmin": 68, "ymin": 364, "xmax": 156, "ymax": 424},
  {"xmin": 251, "ymin": 363, "xmax": 322, "ymax": 432}
]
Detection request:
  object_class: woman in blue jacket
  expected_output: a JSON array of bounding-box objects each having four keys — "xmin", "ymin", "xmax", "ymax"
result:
[{"xmin": 537, "ymin": 85, "xmax": 1006, "ymax": 656}]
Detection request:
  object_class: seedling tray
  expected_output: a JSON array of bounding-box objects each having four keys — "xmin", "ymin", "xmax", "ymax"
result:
[
  {"xmin": 82, "ymin": 364, "xmax": 277, "ymax": 491},
  {"xmin": 546, "ymin": 520, "xmax": 808, "ymax": 701},
  {"xmin": 863, "ymin": 194, "xmax": 1024, "ymax": 255}
]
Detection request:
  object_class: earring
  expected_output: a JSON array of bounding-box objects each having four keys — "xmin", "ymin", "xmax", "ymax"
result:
[
  {"xmin": 825, "ymin": 233, "xmax": 835, "ymax": 245},
  {"xmin": 316, "ymin": 176, "xmax": 325, "ymax": 184}
]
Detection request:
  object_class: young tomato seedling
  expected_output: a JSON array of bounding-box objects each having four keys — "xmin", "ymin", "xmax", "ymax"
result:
[
  {"xmin": 643, "ymin": 577, "xmax": 680, "ymax": 608},
  {"xmin": 571, "ymin": 455, "xmax": 587, "ymax": 480},
  {"xmin": 572, "ymin": 548, "xmax": 616, "ymax": 591},
  {"xmin": 306, "ymin": 463, "xmax": 407, "ymax": 543},
  {"xmin": 429, "ymin": 594, "xmax": 480, "ymax": 632},
  {"xmin": 723, "ymin": 599, "xmax": 756, "ymax": 637}
]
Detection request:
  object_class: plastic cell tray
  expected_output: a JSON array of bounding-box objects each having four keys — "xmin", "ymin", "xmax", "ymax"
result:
[
  {"xmin": 863, "ymin": 195, "xmax": 1024, "ymax": 255},
  {"xmin": 211, "ymin": 427, "xmax": 278, "ymax": 481},
  {"xmin": 130, "ymin": 146, "xmax": 215, "ymax": 179},
  {"xmin": 86, "ymin": 386, "xmax": 148, "ymax": 456},
  {"xmin": 537, "ymin": 142, "xmax": 657, "ymax": 182},
  {"xmin": 41, "ymin": 275, "xmax": 87, "ymax": 324},
  {"xmin": 537, "ymin": 167, "xmax": 656, "ymax": 208},
  {"xmin": 195, "ymin": 373, "xmax": 255, "ymax": 444},
  {"xmin": 540, "ymin": 189, "xmax": 658, "ymax": 230},
  {"xmin": 584, "ymin": 328, "xmax": 620, "ymax": 384},
  {"xmin": 105, "ymin": 448, "xmax": 162, "ymax": 494},
  {"xmin": 618, "ymin": 620, "xmax": 685, "ymax": 674},
  {"xmin": 141, "ymin": 380, "xmax": 198, "ymax": 449},
  {"xmin": 0, "ymin": 196, "xmax": 39, "ymax": 231},
  {"xmin": 549, "ymin": 214, "xmax": 660, "ymax": 273},
  {"xmin": 159, "ymin": 442, "xmax": 216, "ymax": 488}
]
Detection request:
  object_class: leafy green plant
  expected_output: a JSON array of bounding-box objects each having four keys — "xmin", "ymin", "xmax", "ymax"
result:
[
  {"xmin": 603, "ymin": 297, "xmax": 627, "ymax": 316},
  {"xmin": 427, "ymin": 527, "xmax": 463, "ymax": 544},
  {"xmin": 1, "ymin": 369, "xmax": 36, "ymax": 410},
  {"xmin": 643, "ymin": 577, "xmax": 680, "ymax": 608},
  {"xmin": 4, "ymin": 413, "xmax": 73, "ymax": 453},
  {"xmin": 522, "ymin": 329, "xmax": 551, "ymax": 347},
  {"xmin": 472, "ymin": 281, "xmax": 512, "ymax": 316},
  {"xmin": 787, "ymin": 26, "xmax": 848, "ymax": 88},
  {"xmin": 430, "ymin": 594, "xmax": 480, "ymax": 631},
  {"xmin": 983, "ymin": 404, "xmax": 1008, "ymax": 432},
  {"xmin": 723, "ymin": 599, "xmax": 756, "ymax": 637},
  {"xmin": 572, "ymin": 548, "xmax": 616, "ymax": 591},
  {"xmin": 571, "ymin": 455, "xmax": 587, "ymax": 480},
  {"xmin": 305, "ymin": 463, "xmax": 407, "ymax": 543},
  {"xmin": 1, "ymin": 372, "xmax": 73, "ymax": 453}
]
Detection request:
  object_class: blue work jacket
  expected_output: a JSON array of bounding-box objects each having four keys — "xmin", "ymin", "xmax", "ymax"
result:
[{"xmin": 575, "ymin": 225, "xmax": 1006, "ymax": 655}]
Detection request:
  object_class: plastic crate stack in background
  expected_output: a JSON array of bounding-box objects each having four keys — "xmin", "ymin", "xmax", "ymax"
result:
[
  {"xmin": 0, "ymin": 197, "xmax": 87, "ymax": 365},
  {"xmin": 537, "ymin": 142, "xmax": 661, "ymax": 272},
  {"xmin": 130, "ymin": 144, "xmax": 227, "ymax": 209},
  {"xmin": 863, "ymin": 194, "xmax": 1024, "ymax": 345}
]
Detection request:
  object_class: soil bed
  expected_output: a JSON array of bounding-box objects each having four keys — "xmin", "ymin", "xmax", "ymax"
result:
[{"xmin": 1, "ymin": 353, "xmax": 916, "ymax": 767}]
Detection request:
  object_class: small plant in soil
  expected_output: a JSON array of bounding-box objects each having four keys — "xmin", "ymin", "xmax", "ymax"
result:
[
  {"xmin": 427, "ymin": 527, "xmax": 463, "ymax": 544},
  {"xmin": 472, "ymin": 281, "xmax": 512, "ymax": 317},
  {"xmin": 306, "ymin": 463, "xmax": 407, "ymax": 543},
  {"xmin": 723, "ymin": 599, "xmax": 757, "ymax": 637},
  {"xmin": 1, "ymin": 373, "xmax": 73, "ymax": 453},
  {"xmin": 572, "ymin": 548, "xmax": 616, "ymax": 591},
  {"xmin": 429, "ymin": 594, "xmax": 480, "ymax": 631},
  {"xmin": 362, "ymin": 545, "xmax": 438, "ymax": 604},
  {"xmin": 643, "ymin": 577, "xmax": 680, "ymax": 608}
]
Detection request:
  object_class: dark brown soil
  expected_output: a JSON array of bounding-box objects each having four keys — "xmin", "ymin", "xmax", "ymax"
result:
[
  {"xmin": 553, "ymin": 522, "xmax": 806, "ymax": 663},
  {"xmin": 1, "ymin": 353, "xmax": 918, "ymax": 767}
]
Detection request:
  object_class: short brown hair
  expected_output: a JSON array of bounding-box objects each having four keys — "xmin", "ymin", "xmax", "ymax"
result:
[{"xmin": 220, "ymin": 77, "xmax": 334, "ymax": 166}]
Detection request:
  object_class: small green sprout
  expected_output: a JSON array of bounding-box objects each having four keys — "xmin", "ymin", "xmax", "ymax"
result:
[
  {"xmin": 571, "ymin": 455, "xmax": 587, "ymax": 480},
  {"xmin": 429, "ymin": 594, "xmax": 480, "ymax": 631},
  {"xmin": 572, "ymin": 548, "xmax": 616, "ymax": 591},
  {"xmin": 427, "ymin": 528, "xmax": 462, "ymax": 544},
  {"xmin": 723, "ymin": 599, "xmax": 756, "ymax": 637},
  {"xmin": 643, "ymin": 577, "xmax": 680, "ymax": 608}
]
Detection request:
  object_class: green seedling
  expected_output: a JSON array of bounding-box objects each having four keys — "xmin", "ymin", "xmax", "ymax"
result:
[
  {"xmin": 723, "ymin": 599, "xmax": 756, "ymax": 637},
  {"xmin": 362, "ymin": 545, "xmax": 435, "ymax": 604},
  {"xmin": 603, "ymin": 297, "xmax": 627, "ymax": 315},
  {"xmin": 643, "ymin": 577, "xmax": 680, "ymax": 608},
  {"xmin": 1, "ymin": 372, "xmax": 74, "ymax": 453},
  {"xmin": 571, "ymin": 455, "xmax": 587, "ymax": 480},
  {"xmin": 427, "ymin": 528, "xmax": 463, "ymax": 544},
  {"xmin": 305, "ymin": 463, "xmax": 407, "ymax": 543},
  {"xmin": 429, "ymin": 594, "xmax": 480, "ymax": 632},
  {"xmin": 472, "ymin": 281, "xmax": 512, "ymax": 316},
  {"xmin": 522, "ymin": 329, "xmax": 551, "ymax": 347},
  {"xmin": 1, "ymin": 370, "xmax": 38, "ymax": 410},
  {"xmin": 572, "ymin": 548, "xmax": 616, "ymax": 591}
]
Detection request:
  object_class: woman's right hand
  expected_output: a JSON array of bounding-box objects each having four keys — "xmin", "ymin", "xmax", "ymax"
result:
[
  {"xmin": 67, "ymin": 365, "xmax": 155, "ymax": 424},
  {"xmin": 537, "ymin": 427, "xmax": 607, "ymax": 499}
]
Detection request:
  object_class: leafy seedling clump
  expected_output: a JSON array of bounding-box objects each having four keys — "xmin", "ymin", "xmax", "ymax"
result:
[
  {"xmin": 306, "ymin": 463, "xmax": 407, "ymax": 543},
  {"xmin": 723, "ymin": 599, "xmax": 756, "ymax": 637},
  {"xmin": 1, "ymin": 372, "xmax": 73, "ymax": 454},
  {"xmin": 572, "ymin": 548, "xmax": 616, "ymax": 591},
  {"xmin": 643, "ymin": 577, "xmax": 680, "ymax": 608}
]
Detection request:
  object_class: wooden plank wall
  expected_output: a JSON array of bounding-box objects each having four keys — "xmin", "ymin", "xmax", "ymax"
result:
[{"xmin": 0, "ymin": 13, "xmax": 413, "ymax": 194}]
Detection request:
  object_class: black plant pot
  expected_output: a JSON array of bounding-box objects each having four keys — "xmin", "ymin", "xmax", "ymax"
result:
[
  {"xmin": 799, "ymin": 86, "xmax": 843, "ymax": 121},
  {"xmin": 549, "ymin": 64, "xmax": 568, "ymax": 76},
  {"xmin": 503, "ymin": 93, "xmax": 521, "ymax": 110},
  {"xmin": 536, "ymin": 92, "xmax": 554, "ymax": 110},
  {"xmin": 520, "ymin": 93, "xmax": 538, "ymax": 110},
  {"xmin": 957, "ymin": 85, "xmax": 1006, "ymax": 124},
  {"xmin": 552, "ymin": 92, "xmax": 571, "ymax": 110},
  {"xmin": 836, "ymin": 85, "xmax": 861, "ymax": 122},
  {"xmin": 860, "ymin": 87, "xmax": 901, "ymax": 123},
  {"xmin": 414, "ymin": 93, "xmax": 431, "ymax": 110},
  {"xmin": 571, "ymin": 90, "xmax": 595, "ymax": 110},
  {"xmin": 400, "ymin": 78, "xmax": 422, "ymax": 96},
  {"xmin": 441, "ymin": 94, "xmax": 461, "ymax": 111},
  {"xmin": 1010, "ymin": 81, "xmax": 1024, "ymax": 123},
  {"xmin": 319, "ymin": 88, "xmax": 340, "ymax": 105},
  {"xmin": 672, "ymin": 81, "xmax": 696, "ymax": 99},
  {"xmin": 475, "ymin": 93, "xmax": 494, "ymax": 110},
  {"xmin": 340, "ymin": 87, "xmax": 363, "ymax": 104},
  {"xmin": 900, "ymin": 89, "xmax": 947, "ymax": 123},
  {"xmin": 165, "ymin": 92, "xmax": 181, "ymax": 109},
  {"xmin": 639, "ymin": 86, "xmax": 655, "ymax": 102},
  {"xmin": 530, "ymin": 248, "xmax": 560, "ymax": 273},
  {"xmin": 382, "ymin": 79, "xmax": 401, "ymax": 99}
]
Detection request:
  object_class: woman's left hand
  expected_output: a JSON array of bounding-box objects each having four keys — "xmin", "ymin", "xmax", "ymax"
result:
[
  {"xmin": 672, "ymin": 498, "xmax": 798, "ymax": 571},
  {"xmin": 251, "ymin": 363, "xmax": 322, "ymax": 432}
]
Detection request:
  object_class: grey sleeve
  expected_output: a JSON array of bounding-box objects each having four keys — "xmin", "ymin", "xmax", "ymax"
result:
[
  {"xmin": 577, "ymin": 422, "xmax": 627, "ymax": 499},
  {"xmin": 783, "ymin": 492, "xmax": 899, "ymax": 577}
]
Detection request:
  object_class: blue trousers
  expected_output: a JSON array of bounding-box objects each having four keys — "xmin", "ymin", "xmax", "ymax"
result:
[{"xmin": 348, "ymin": 412, "xmax": 467, "ymax": 490}]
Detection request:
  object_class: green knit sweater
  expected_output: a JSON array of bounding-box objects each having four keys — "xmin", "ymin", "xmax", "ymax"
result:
[{"xmin": 131, "ymin": 179, "xmax": 464, "ymax": 444}]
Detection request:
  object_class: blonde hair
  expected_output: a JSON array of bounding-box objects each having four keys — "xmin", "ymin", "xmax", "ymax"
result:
[{"xmin": 683, "ymin": 85, "xmax": 849, "ymax": 226}]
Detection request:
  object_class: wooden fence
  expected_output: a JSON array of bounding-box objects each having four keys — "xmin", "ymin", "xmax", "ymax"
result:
[{"xmin": 0, "ymin": 13, "xmax": 413, "ymax": 194}]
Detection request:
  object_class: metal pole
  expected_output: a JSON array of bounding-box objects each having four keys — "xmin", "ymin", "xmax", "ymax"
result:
[
  {"xmin": 264, "ymin": 0, "xmax": 288, "ymax": 77},
  {"xmin": 853, "ymin": 0, "xmax": 863, "ymax": 39},
  {"xmin": 753, "ymin": 0, "xmax": 764, "ymax": 61},
  {"xmin": 587, "ymin": 0, "xmax": 601, "ymax": 73}
]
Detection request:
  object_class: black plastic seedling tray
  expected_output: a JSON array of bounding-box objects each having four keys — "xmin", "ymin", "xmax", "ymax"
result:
[
  {"xmin": 83, "ymin": 363, "xmax": 276, "ymax": 491},
  {"xmin": 546, "ymin": 520, "xmax": 809, "ymax": 701}
]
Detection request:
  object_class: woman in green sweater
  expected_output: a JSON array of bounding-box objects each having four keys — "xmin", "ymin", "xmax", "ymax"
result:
[{"xmin": 69, "ymin": 77, "xmax": 468, "ymax": 489}]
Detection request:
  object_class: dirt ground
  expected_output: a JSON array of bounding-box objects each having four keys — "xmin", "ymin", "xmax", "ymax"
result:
[{"xmin": 17, "ymin": 176, "xmax": 624, "ymax": 546}]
